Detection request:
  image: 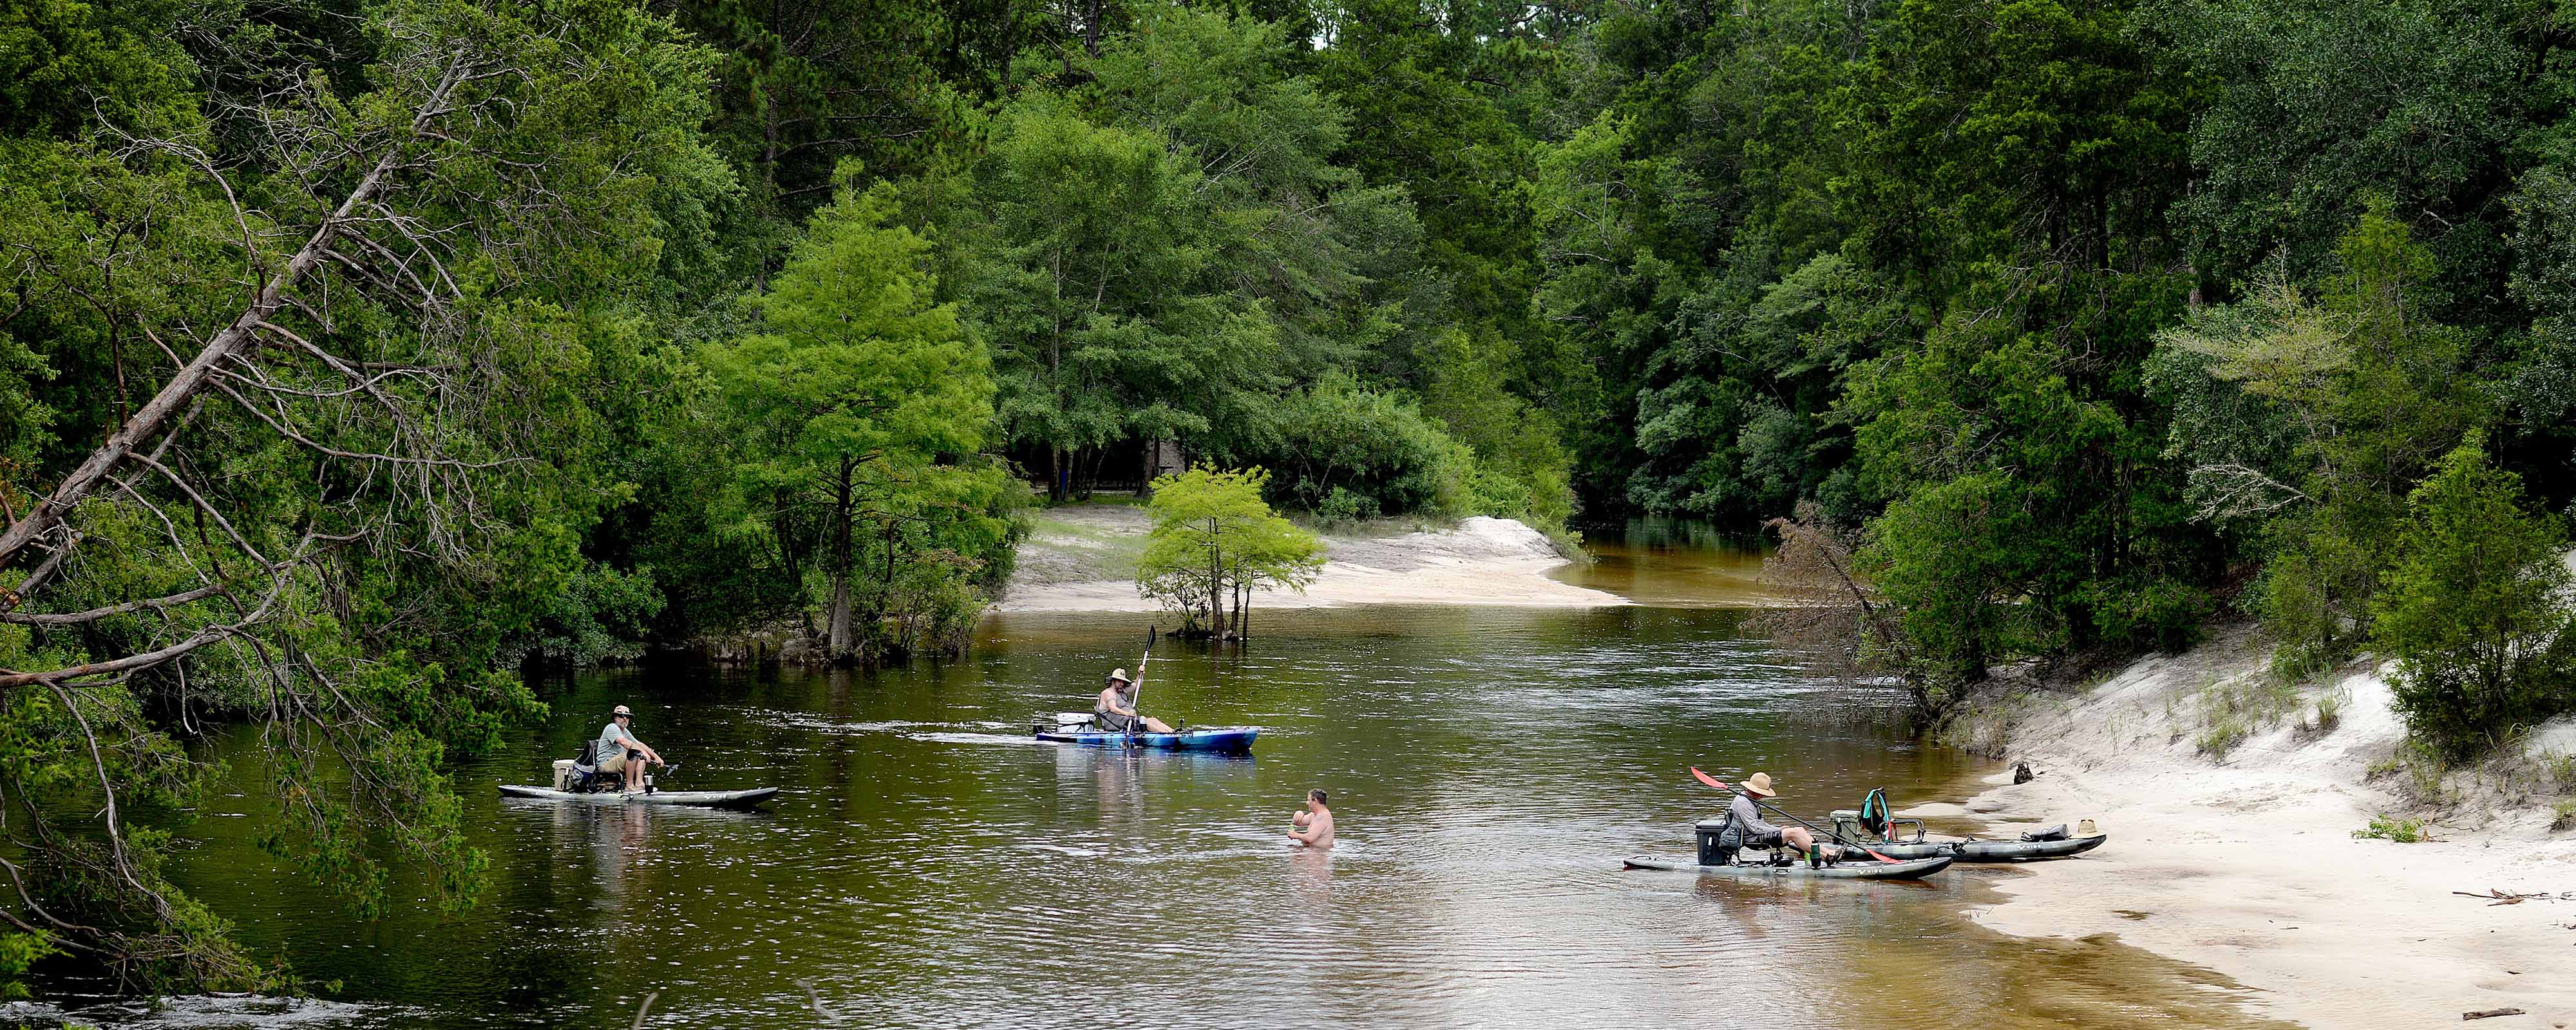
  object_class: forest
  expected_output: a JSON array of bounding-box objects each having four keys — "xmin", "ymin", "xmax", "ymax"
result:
[{"xmin": 3, "ymin": 0, "xmax": 2574, "ymax": 991}]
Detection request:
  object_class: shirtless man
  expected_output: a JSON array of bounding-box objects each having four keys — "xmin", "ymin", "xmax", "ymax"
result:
[
  {"xmin": 1094, "ymin": 669, "xmax": 1174, "ymax": 733},
  {"xmin": 1288, "ymin": 789, "xmax": 1334, "ymax": 848}
]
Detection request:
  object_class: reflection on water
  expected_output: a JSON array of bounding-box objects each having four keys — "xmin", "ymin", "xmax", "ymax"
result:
[
  {"xmin": 1549, "ymin": 518, "xmax": 1789, "ymax": 607},
  {"xmin": 35, "ymin": 538, "xmax": 2287, "ymax": 1029}
]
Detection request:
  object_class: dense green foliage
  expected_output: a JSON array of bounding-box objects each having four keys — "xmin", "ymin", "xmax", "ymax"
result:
[{"xmin": 8, "ymin": 0, "xmax": 2576, "ymax": 996}]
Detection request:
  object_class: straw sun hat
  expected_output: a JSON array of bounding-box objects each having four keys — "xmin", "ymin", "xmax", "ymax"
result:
[
  {"xmin": 1744, "ymin": 772, "xmax": 1777, "ymax": 797},
  {"xmin": 1108, "ymin": 669, "xmax": 1132, "ymax": 684}
]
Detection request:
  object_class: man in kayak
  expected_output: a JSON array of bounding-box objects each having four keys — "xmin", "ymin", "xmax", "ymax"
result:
[
  {"xmin": 596, "ymin": 704, "xmax": 665, "ymax": 792},
  {"xmin": 1289, "ymin": 789, "xmax": 1334, "ymax": 848},
  {"xmin": 1727, "ymin": 772, "xmax": 1831, "ymax": 865},
  {"xmin": 1094, "ymin": 669, "xmax": 1173, "ymax": 733}
]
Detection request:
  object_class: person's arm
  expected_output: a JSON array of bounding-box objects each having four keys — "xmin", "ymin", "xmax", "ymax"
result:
[
  {"xmin": 621, "ymin": 728, "xmax": 661, "ymax": 765},
  {"xmin": 1738, "ymin": 800, "xmax": 1781, "ymax": 837}
]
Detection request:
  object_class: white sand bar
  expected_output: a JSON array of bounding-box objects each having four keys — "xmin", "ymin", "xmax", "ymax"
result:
[{"xmin": 1953, "ymin": 624, "xmax": 2576, "ymax": 1028}]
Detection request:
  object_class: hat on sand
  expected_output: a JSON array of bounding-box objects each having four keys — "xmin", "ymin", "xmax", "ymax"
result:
[
  {"xmin": 1107, "ymin": 669, "xmax": 1132, "ymax": 684},
  {"xmin": 1744, "ymin": 772, "xmax": 1777, "ymax": 797},
  {"xmin": 612, "ymin": 704, "xmax": 632, "ymax": 716},
  {"xmin": 2076, "ymin": 818, "xmax": 2098, "ymax": 836}
]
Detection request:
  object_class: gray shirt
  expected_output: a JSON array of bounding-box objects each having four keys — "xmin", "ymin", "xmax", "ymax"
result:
[
  {"xmin": 597, "ymin": 721, "xmax": 638, "ymax": 762},
  {"xmin": 1729, "ymin": 793, "xmax": 1781, "ymax": 838}
]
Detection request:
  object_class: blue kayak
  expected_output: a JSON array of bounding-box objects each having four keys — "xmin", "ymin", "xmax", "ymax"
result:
[{"xmin": 1033, "ymin": 726, "xmax": 1258, "ymax": 753}]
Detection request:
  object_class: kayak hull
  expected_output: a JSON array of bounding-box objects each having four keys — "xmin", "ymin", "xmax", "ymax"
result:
[
  {"xmin": 498, "ymin": 785, "xmax": 780, "ymax": 808},
  {"xmin": 1623, "ymin": 853, "xmax": 1953, "ymax": 880},
  {"xmin": 1034, "ymin": 727, "xmax": 1257, "ymax": 753},
  {"xmin": 1839, "ymin": 834, "xmax": 2107, "ymax": 862}
]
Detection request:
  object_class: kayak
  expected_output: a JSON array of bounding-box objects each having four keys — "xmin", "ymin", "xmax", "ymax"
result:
[
  {"xmin": 1837, "ymin": 834, "xmax": 2107, "ymax": 862},
  {"xmin": 498, "ymin": 784, "xmax": 780, "ymax": 808},
  {"xmin": 1623, "ymin": 853, "xmax": 1954, "ymax": 880},
  {"xmin": 1033, "ymin": 727, "xmax": 1257, "ymax": 753}
]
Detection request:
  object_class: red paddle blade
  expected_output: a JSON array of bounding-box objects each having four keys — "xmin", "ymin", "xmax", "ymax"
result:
[{"xmin": 1687, "ymin": 766, "xmax": 1899, "ymax": 865}]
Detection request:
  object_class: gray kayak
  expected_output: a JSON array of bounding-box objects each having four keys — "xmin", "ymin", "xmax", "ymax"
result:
[
  {"xmin": 1623, "ymin": 853, "xmax": 1953, "ymax": 880},
  {"xmin": 498, "ymin": 784, "xmax": 779, "ymax": 808},
  {"xmin": 1838, "ymin": 834, "xmax": 2106, "ymax": 862}
]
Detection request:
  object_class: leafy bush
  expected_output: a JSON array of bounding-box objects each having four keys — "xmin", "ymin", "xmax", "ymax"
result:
[
  {"xmin": 1314, "ymin": 486, "xmax": 1379, "ymax": 525},
  {"xmin": 527, "ymin": 564, "xmax": 665, "ymax": 666},
  {"xmin": 1253, "ymin": 373, "xmax": 1471, "ymax": 519},
  {"xmin": 2553, "ymin": 800, "xmax": 2576, "ymax": 832},
  {"xmin": 2372, "ymin": 438, "xmax": 2576, "ymax": 758},
  {"xmin": 2082, "ymin": 574, "xmax": 2213, "ymax": 655},
  {"xmin": 2351, "ymin": 814, "xmax": 2426, "ymax": 842}
]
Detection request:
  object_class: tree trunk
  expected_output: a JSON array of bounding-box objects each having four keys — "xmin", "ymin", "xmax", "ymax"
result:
[
  {"xmin": 826, "ymin": 459, "xmax": 856, "ymax": 661},
  {"xmin": 1050, "ymin": 445, "xmax": 1065, "ymax": 504},
  {"xmin": 1208, "ymin": 516, "xmax": 1223, "ymax": 637}
]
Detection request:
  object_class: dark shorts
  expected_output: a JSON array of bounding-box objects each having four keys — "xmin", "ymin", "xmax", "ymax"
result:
[
  {"xmin": 1745, "ymin": 827, "xmax": 1785, "ymax": 847},
  {"xmin": 1094, "ymin": 710, "xmax": 1139, "ymax": 732}
]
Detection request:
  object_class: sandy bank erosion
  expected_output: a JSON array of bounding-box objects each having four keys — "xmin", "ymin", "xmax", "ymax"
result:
[
  {"xmin": 994, "ymin": 504, "xmax": 1623, "ymax": 612},
  {"xmin": 1937, "ymin": 623, "xmax": 2576, "ymax": 1029}
]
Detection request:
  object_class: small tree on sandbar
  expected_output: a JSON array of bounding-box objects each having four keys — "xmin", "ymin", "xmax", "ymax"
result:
[{"xmin": 1137, "ymin": 467, "xmax": 1324, "ymax": 638}]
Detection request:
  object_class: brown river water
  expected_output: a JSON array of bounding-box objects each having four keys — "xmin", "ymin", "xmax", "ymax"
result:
[{"xmin": 20, "ymin": 521, "xmax": 2291, "ymax": 1029}]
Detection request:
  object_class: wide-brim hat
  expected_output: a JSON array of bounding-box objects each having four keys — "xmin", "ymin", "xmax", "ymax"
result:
[
  {"xmin": 612, "ymin": 704, "xmax": 632, "ymax": 716},
  {"xmin": 1745, "ymin": 772, "xmax": 1777, "ymax": 797},
  {"xmin": 1107, "ymin": 669, "xmax": 1132, "ymax": 684}
]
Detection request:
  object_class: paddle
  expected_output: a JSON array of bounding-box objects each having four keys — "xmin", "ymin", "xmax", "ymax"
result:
[
  {"xmin": 1128, "ymin": 628, "xmax": 1153, "ymax": 742},
  {"xmin": 1690, "ymin": 766, "xmax": 1900, "ymax": 865}
]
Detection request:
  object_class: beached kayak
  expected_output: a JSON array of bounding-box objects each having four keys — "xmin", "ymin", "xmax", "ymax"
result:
[
  {"xmin": 1622, "ymin": 853, "xmax": 1954, "ymax": 880},
  {"xmin": 498, "ymin": 785, "xmax": 781, "ymax": 807},
  {"xmin": 1032, "ymin": 726, "xmax": 1258, "ymax": 753},
  {"xmin": 1835, "ymin": 834, "xmax": 2106, "ymax": 862}
]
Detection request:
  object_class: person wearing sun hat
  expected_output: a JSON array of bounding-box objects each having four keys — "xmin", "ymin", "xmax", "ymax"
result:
[
  {"xmin": 1094, "ymin": 668, "xmax": 1173, "ymax": 733},
  {"xmin": 1725, "ymin": 772, "xmax": 1828, "ymax": 865}
]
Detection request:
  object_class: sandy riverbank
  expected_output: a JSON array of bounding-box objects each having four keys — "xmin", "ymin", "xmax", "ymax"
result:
[
  {"xmin": 994, "ymin": 505, "xmax": 1624, "ymax": 612},
  {"xmin": 1931, "ymin": 623, "xmax": 2576, "ymax": 1028}
]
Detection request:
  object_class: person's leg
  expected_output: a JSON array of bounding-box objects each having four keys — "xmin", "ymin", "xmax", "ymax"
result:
[
  {"xmin": 1783, "ymin": 826, "xmax": 1815, "ymax": 857},
  {"xmin": 1142, "ymin": 716, "xmax": 1175, "ymax": 733},
  {"xmin": 624, "ymin": 751, "xmax": 643, "ymax": 791}
]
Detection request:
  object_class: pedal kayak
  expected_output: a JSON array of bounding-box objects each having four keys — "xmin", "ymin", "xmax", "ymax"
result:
[
  {"xmin": 1837, "ymin": 834, "xmax": 2106, "ymax": 862},
  {"xmin": 498, "ymin": 785, "xmax": 780, "ymax": 807},
  {"xmin": 1622, "ymin": 853, "xmax": 1953, "ymax": 880},
  {"xmin": 1032, "ymin": 727, "xmax": 1257, "ymax": 753}
]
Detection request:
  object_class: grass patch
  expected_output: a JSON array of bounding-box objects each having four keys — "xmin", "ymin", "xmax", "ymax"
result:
[
  {"xmin": 2552, "ymin": 799, "xmax": 2576, "ymax": 832},
  {"xmin": 2193, "ymin": 671, "xmax": 2339, "ymax": 757},
  {"xmin": 2351, "ymin": 814, "xmax": 2427, "ymax": 842}
]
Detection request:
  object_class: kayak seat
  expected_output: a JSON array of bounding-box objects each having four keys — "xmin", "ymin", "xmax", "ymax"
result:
[{"xmin": 568, "ymin": 742, "xmax": 614, "ymax": 793}]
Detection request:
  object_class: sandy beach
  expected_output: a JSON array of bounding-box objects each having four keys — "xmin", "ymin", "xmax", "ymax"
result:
[
  {"xmin": 994, "ymin": 506, "xmax": 1624, "ymax": 612},
  {"xmin": 1935, "ymin": 624, "xmax": 2576, "ymax": 1028}
]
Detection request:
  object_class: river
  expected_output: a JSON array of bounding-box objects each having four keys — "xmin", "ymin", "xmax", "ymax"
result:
[{"xmin": 24, "ymin": 521, "xmax": 2287, "ymax": 1029}]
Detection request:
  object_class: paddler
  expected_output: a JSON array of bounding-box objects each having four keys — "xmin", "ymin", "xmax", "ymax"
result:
[
  {"xmin": 1094, "ymin": 669, "xmax": 1174, "ymax": 733},
  {"xmin": 1727, "ymin": 772, "xmax": 1834, "ymax": 865},
  {"xmin": 596, "ymin": 704, "xmax": 665, "ymax": 793}
]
